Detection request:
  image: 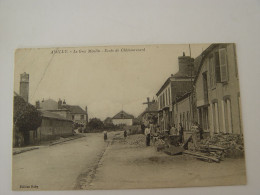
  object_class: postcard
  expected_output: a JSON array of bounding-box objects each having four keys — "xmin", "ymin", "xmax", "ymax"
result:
[{"xmin": 12, "ymin": 44, "xmax": 246, "ymax": 190}]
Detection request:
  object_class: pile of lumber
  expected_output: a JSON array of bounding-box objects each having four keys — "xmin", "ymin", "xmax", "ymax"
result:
[{"xmin": 200, "ymin": 133, "xmax": 244, "ymax": 158}]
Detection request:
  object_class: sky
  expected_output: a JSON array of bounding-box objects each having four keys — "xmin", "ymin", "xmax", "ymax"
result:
[{"xmin": 14, "ymin": 44, "xmax": 210, "ymax": 120}]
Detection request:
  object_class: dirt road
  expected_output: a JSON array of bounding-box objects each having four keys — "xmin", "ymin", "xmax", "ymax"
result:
[
  {"xmin": 88, "ymin": 133, "xmax": 246, "ymax": 190},
  {"xmin": 12, "ymin": 132, "xmax": 116, "ymax": 191}
]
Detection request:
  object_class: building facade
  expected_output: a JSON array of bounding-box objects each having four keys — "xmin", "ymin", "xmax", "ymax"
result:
[
  {"xmin": 36, "ymin": 99, "xmax": 88, "ymax": 127},
  {"xmin": 156, "ymin": 53, "xmax": 194, "ymax": 130},
  {"xmin": 194, "ymin": 43, "xmax": 242, "ymax": 135},
  {"xmin": 36, "ymin": 111, "xmax": 73, "ymax": 142},
  {"xmin": 112, "ymin": 110, "xmax": 134, "ymax": 126}
]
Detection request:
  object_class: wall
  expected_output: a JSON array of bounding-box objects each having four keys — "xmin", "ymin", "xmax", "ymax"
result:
[
  {"xmin": 112, "ymin": 119, "xmax": 133, "ymax": 126},
  {"xmin": 173, "ymin": 95, "xmax": 191, "ymax": 130},
  {"xmin": 36, "ymin": 118, "xmax": 73, "ymax": 141},
  {"xmin": 195, "ymin": 44, "xmax": 242, "ymax": 135}
]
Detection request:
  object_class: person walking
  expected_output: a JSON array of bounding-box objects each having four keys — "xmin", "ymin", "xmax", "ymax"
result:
[
  {"xmin": 145, "ymin": 125, "xmax": 151, "ymax": 146},
  {"xmin": 103, "ymin": 130, "xmax": 108, "ymax": 141},
  {"xmin": 178, "ymin": 123, "xmax": 184, "ymax": 145},
  {"xmin": 124, "ymin": 129, "xmax": 127, "ymax": 139}
]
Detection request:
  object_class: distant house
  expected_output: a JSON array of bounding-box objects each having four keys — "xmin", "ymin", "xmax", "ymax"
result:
[
  {"xmin": 112, "ymin": 111, "xmax": 134, "ymax": 126},
  {"xmin": 36, "ymin": 99, "xmax": 88, "ymax": 128},
  {"xmin": 104, "ymin": 117, "xmax": 113, "ymax": 125}
]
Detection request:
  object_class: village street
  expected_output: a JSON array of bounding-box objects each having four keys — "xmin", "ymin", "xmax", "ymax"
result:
[
  {"xmin": 12, "ymin": 132, "xmax": 116, "ymax": 191},
  {"xmin": 13, "ymin": 132, "xmax": 246, "ymax": 191}
]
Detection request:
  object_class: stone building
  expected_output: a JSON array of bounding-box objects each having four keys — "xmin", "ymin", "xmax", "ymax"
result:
[
  {"xmin": 36, "ymin": 99, "xmax": 88, "ymax": 128},
  {"xmin": 36, "ymin": 111, "xmax": 73, "ymax": 142},
  {"xmin": 156, "ymin": 53, "xmax": 195, "ymax": 130},
  {"xmin": 194, "ymin": 43, "xmax": 242, "ymax": 135}
]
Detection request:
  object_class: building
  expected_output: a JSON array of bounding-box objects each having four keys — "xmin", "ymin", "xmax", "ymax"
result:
[
  {"xmin": 156, "ymin": 52, "xmax": 195, "ymax": 130},
  {"xmin": 13, "ymin": 73, "xmax": 74, "ymax": 146},
  {"xmin": 36, "ymin": 98, "xmax": 88, "ymax": 127},
  {"xmin": 194, "ymin": 43, "xmax": 242, "ymax": 135},
  {"xmin": 112, "ymin": 110, "xmax": 134, "ymax": 126},
  {"xmin": 172, "ymin": 91, "xmax": 193, "ymax": 131},
  {"xmin": 139, "ymin": 98, "xmax": 158, "ymax": 126},
  {"xmin": 36, "ymin": 111, "xmax": 73, "ymax": 142}
]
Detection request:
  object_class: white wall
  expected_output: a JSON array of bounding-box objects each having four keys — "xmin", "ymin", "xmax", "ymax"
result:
[{"xmin": 112, "ymin": 119, "xmax": 133, "ymax": 126}]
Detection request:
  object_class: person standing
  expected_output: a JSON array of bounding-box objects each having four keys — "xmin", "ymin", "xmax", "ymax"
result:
[
  {"xmin": 144, "ymin": 125, "xmax": 151, "ymax": 146},
  {"xmin": 103, "ymin": 130, "xmax": 108, "ymax": 141},
  {"xmin": 141, "ymin": 123, "xmax": 145, "ymax": 134},
  {"xmin": 124, "ymin": 129, "xmax": 127, "ymax": 139},
  {"xmin": 178, "ymin": 123, "xmax": 184, "ymax": 145}
]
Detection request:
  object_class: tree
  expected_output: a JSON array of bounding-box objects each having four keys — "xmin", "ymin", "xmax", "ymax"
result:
[
  {"xmin": 87, "ymin": 118, "xmax": 104, "ymax": 131},
  {"xmin": 13, "ymin": 95, "xmax": 42, "ymax": 132}
]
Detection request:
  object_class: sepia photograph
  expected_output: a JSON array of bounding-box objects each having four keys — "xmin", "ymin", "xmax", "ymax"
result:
[{"xmin": 12, "ymin": 44, "xmax": 246, "ymax": 191}]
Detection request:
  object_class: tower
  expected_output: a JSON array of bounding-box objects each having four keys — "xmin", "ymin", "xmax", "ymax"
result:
[{"xmin": 20, "ymin": 72, "xmax": 29, "ymax": 103}]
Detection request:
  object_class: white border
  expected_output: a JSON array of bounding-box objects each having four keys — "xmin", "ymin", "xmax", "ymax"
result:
[{"xmin": 1, "ymin": 0, "xmax": 260, "ymax": 194}]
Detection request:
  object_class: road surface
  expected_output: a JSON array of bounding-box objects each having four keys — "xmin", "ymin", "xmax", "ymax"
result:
[
  {"xmin": 12, "ymin": 131, "xmax": 246, "ymax": 190},
  {"xmin": 12, "ymin": 132, "xmax": 116, "ymax": 190}
]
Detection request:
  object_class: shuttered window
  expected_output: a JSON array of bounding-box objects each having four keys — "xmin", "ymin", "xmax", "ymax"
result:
[
  {"xmin": 219, "ymin": 48, "xmax": 228, "ymax": 82},
  {"xmin": 209, "ymin": 56, "xmax": 216, "ymax": 88},
  {"xmin": 215, "ymin": 51, "xmax": 221, "ymax": 82}
]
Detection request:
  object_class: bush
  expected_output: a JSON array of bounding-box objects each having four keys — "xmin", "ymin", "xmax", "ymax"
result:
[{"xmin": 13, "ymin": 96, "xmax": 42, "ymax": 132}]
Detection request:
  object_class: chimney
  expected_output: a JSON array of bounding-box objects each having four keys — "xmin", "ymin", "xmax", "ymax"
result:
[
  {"xmin": 58, "ymin": 98, "xmax": 62, "ymax": 109},
  {"xmin": 63, "ymin": 99, "xmax": 66, "ymax": 104},
  {"xmin": 177, "ymin": 53, "xmax": 194, "ymax": 76},
  {"xmin": 35, "ymin": 100, "xmax": 40, "ymax": 109},
  {"xmin": 42, "ymin": 98, "xmax": 44, "ymax": 102},
  {"xmin": 19, "ymin": 72, "xmax": 29, "ymax": 103}
]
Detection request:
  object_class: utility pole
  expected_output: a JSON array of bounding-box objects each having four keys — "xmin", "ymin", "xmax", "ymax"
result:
[{"xmin": 188, "ymin": 44, "xmax": 194, "ymax": 129}]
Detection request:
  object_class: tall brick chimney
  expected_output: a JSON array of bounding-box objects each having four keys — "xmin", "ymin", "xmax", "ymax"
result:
[
  {"xmin": 177, "ymin": 52, "xmax": 194, "ymax": 76},
  {"xmin": 58, "ymin": 98, "xmax": 62, "ymax": 109},
  {"xmin": 20, "ymin": 72, "xmax": 29, "ymax": 103}
]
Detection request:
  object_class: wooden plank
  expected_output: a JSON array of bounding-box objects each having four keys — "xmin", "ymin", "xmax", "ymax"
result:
[
  {"xmin": 183, "ymin": 150, "xmax": 220, "ymax": 162},
  {"xmin": 200, "ymin": 144, "xmax": 226, "ymax": 151}
]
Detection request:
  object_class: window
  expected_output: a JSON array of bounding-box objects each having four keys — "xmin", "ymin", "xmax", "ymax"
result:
[
  {"xmin": 224, "ymin": 98, "xmax": 232, "ymax": 133},
  {"xmin": 219, "ymin": 48, "xmax": 228, "ymax": 82},
  {"xmin": 209, "ymin": 56, "xmax": 216, "ymax": 88},
  {"xmin": 166, "ymin": 90, "xmax": 168, "ymax": 106},
  {"xmin": 202, "ymin": 72, "xmax": 208, "ymax": 102},
  {"xmin": 81, "ymin": 115, "xmax": 84, "ymax": 120},
  {"xmin": 72, "ymin": 115, "xmax": 75, "ymax": 120},
  {"xmin": 215, "ymin": 51, "xmax": 221, "ymax": 82}
]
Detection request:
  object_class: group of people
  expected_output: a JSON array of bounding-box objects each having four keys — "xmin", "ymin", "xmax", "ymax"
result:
[
  {"xmin": 103, "ymin": 122, "xmax": 203, "ymax": 146},
  {"xmin": 142, "ymin": 121, "xmax": 203, "ymax": 147},
  {"xmin": 103, "ymin": 129, "xmax": 128, "ymax": 141}
]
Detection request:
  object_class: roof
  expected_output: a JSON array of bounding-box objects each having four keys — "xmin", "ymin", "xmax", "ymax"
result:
[
  {"xmin": 193, "ymin": 44, "xmax": 220, "ymax": 84},
  {"xmin": 141, "ymin": 101, "xmax": 158, "ymax": 116},
  {"xmin": 112, "ymin": 110, "xmax": 134, "ymax": 119},
  {"xmin": 62, "ymin": 104, "xmax": 87, "ymax": 114},
  {"xmin": 40, "ymin": 110, "xmax": 73, "ymax": 122},
  {"xmin": 39, "ymin": 99, "xmax": 58, "ymax": 110},
  {"xmin": 174, "ymin": 91, "xmax": 192, "ymax": 104}
]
